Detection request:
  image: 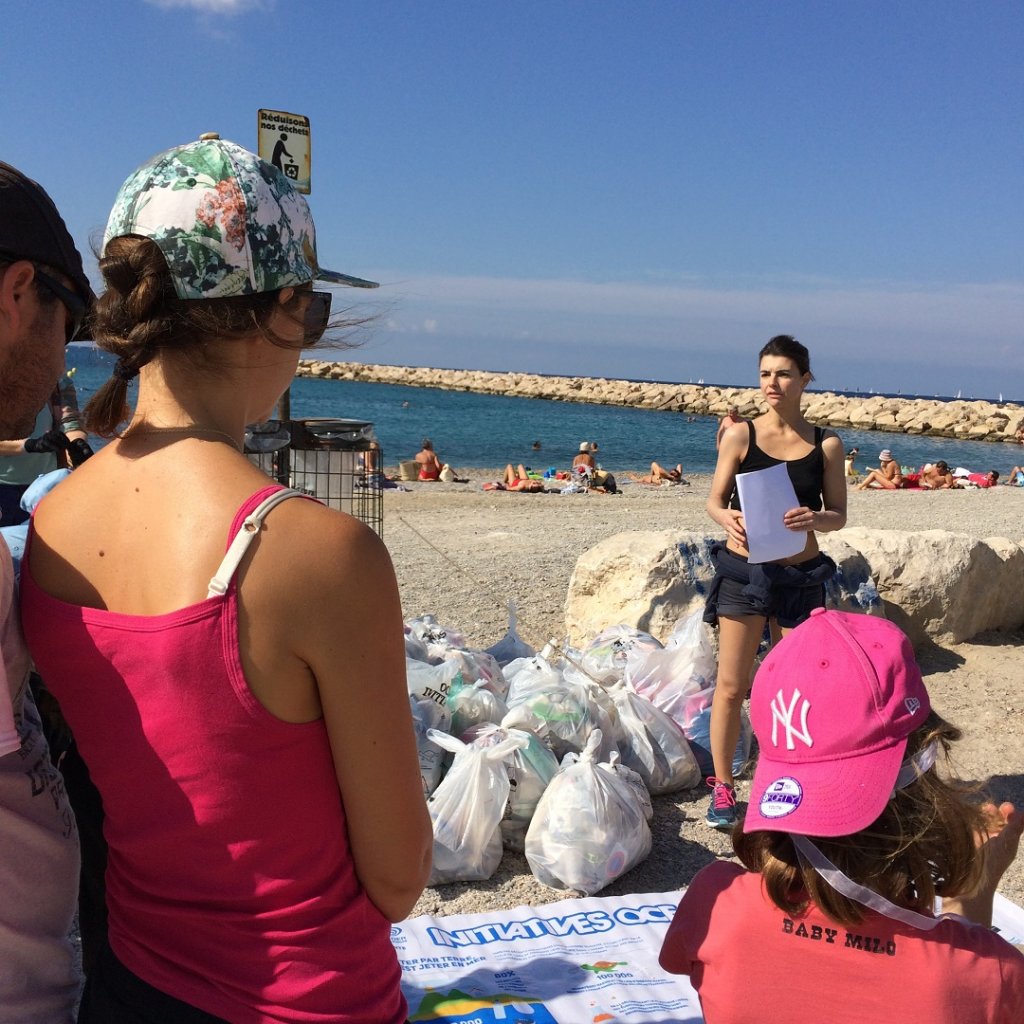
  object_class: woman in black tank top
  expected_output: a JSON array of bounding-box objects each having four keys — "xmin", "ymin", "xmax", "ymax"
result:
[{"xmin": 701, "ymin": 336, "xmax": 847, "ymax": 831}]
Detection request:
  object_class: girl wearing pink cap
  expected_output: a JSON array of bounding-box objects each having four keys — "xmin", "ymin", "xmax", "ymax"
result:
[
  {"xmin": 703, "ymin": 335, "xmax": 847, "ymax": 829},
  {"xmin": 660, "ymin": 610, "xmax": 1024, "ymax": 1022}
]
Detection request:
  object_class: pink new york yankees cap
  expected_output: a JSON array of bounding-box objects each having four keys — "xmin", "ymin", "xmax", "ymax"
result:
[{"xmin": 743, "ymin": 609, "xmax": 931, "ymax": 838}]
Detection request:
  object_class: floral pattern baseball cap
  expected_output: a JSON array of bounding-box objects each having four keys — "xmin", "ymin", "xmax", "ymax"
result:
[{"xmin": 103, "ymin": 134, "xmax": 377, "ymax": 300}]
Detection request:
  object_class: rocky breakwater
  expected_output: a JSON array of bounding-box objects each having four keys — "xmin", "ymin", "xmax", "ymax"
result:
[{"xmin": 297, "ymin": 360, "xmax": 1024, "ymax": 444}]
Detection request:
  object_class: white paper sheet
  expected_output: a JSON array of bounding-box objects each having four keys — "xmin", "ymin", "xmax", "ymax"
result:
[{"xmin": 734, "ymin": 462, "xmax": 806, "ymax": 564}]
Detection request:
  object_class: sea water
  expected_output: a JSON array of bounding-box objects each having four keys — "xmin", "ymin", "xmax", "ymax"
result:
[{"xmin": 65, "ymin": 346, "xmax": 1019, "ymax": 476}]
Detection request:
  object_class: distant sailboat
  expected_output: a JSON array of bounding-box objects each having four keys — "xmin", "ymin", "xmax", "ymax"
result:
[{"xmin": 955, "ymin": 389, "xmax": 962, "ymax": 399}]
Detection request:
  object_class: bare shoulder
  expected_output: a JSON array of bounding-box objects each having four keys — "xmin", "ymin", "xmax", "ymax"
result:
[
  {"xmin": 820, "ymin": 430, "xmax": 845, "ymax": 455},
  {"xmin": 258, "ymin": 497, "xmax": 390, "ymax": 589},
  {"xmin": 721, "ymin": 418, "xmax": 751, "ymax": 445}
]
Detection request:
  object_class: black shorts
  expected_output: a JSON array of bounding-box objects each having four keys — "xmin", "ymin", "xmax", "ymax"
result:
[
  {"xmin": 714, "ymin": 572, "xmax": 826, "ymax": 628},
  {"xmin": 704, "ymin": 548, "xmax": 833, "ymax": 630}
]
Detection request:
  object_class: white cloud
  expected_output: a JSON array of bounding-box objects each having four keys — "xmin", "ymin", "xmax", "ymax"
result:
[
  {"xmin": 144, "ymin": 0, "xmax": 268, "ymax": 13},
  {"xmin": 366, "ymin": 270, "xmax": 1024, "ymax": 395},
  {"xmin": 377, "ymin": 271, "xmax": 1023, "ymax": 340}
]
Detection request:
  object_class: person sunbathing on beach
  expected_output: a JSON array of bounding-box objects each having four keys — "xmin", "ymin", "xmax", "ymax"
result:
[
  {"xmin": 855, "ymin": 449, "xmax": 903, "ymax": 490},
  {"xmin": 628, "ymin": 461, "xmax": 686, "ymax": 485},
  {"xmin": 415, "ymin": 438, "xmax": 443, "ymax": 480},
  {"xmin": 1008, "ymin": 466, "xmax": 1024, "ymax": 486},
  {"xmin": 503, "ymin": 464, "xmax": 544, "ymax": 491},
  {"xmin": 481, "ymin": 465, "xmax": 544, "ymax": 492},
  {"xmin": 844, "ymin": 446, "xmax": 860, "ymax": 478},
  {"xmin": 572, "ymin": 441, "xmax": 596, "ymax": 470},
  {"xmin": 920, "ymin": 460, "xmax": 957, "ymax": 489}
]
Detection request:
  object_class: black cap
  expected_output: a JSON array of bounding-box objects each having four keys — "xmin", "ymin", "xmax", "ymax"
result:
[{"xmin": 0, "ymin": 161, "xmax": 93, "ymax": 304}]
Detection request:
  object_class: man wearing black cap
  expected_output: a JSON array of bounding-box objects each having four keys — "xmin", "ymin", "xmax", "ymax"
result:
[{"xmin": 0, "ymin": 160, "xmax": 91, "ymax": 1021}]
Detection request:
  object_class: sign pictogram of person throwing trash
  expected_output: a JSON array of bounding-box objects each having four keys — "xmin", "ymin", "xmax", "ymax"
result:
[{"xmin": 257, "ymin": 109, "xmax": 312, "ymax": 193}]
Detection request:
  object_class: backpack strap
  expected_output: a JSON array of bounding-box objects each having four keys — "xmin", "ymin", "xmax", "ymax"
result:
[{"xmin": 207, "ymin": 488, "xmax": 306, "ymax": 598}]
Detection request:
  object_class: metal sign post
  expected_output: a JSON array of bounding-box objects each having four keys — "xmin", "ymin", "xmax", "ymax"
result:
[{"xmin": 259, "ymin": 108, "xmax": 312, "ymax": 423}]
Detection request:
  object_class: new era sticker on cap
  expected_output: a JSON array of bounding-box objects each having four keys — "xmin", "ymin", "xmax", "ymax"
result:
[{"xmin": 760, "ymin": 777, "xmax": 803, "ymax": 818}]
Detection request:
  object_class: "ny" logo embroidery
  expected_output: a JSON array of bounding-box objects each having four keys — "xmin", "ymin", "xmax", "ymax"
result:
[{"xmin": 770, "ymin": 688, "xmax": 813, "ymax": 750}]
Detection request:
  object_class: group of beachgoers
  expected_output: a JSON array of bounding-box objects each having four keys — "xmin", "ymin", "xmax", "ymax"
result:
[
  {"xmin": 0, "ymin": 140, "xmax": 1020, "ymax": 1024},
  {"xmin": 851, "ymin": 447, "xmax": 1014, "ymax": 490},
  {"xmin": 401, "ymin": 438, "xmax": 688, "ymax": 493}
]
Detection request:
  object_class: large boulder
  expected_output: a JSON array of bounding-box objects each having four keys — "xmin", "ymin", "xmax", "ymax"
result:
[
  {"xmin": 823, "ymin": 529, "xmax": 1024, "ymax": 646},
  {"xmin": 564, "ymin": 532, "xmax": 882, "ymax": 647},
  {"xmin": 565, "ymin": 529, "xmax": 1024, "ymax": 649},
  {"xmin": 564, "ymin": 531, "xmax": 716, "ymax": 646}
]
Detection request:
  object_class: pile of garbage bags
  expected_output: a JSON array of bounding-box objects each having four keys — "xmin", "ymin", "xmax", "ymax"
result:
[{"xmin": 406, "ymin": 605, "xmax": 751, "ymax": 896}]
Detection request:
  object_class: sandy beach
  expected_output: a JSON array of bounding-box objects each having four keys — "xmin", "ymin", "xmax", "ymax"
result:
[{"xmin": 381, "ymin": 474, "xmax": 1024, "ymax": 917}]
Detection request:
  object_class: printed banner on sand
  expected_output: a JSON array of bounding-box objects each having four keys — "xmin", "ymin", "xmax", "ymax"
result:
[{"xmin": 396, "ymin": 890, "xmax": 1024, "ymax": 1024}]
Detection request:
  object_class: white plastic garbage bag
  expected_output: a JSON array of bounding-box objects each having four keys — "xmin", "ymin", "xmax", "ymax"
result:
[
  {"xmin": 503, "ymin": 677, "xmax": 602, "ymax": 762},
  {"xmin": 579, "ymin": 625, "xmax": 663, "ymax": 686},
  {"xmin": 525, "ymin": 730, "xmax": 652, "ymax": 895},
  {"xmin": 406, "ymin": 658, "xmax": 462, "ymax": 711},
  {"xmin": 609, "ymin": 684, "xmax": 701, "ymax": 794},
  {"xmin": 485, "ymin": 603, "xmax": 536, "ymax": 667},
  {"xmin": 600, "ymin": 751, "xmax": 653, "ymax": 822},
  {"xmin": 426, "ymin": 729, "xmax": 528, "ymax": 885},
  {"xmin": 623, "ymin": 610, "xmax": 716, "ymax": 722},
  {"xmin": 449, "ymin": 677, "xmax": 509, "ymax": 738},
  {"xmin": 464, "ymin": 723, "xmax": 560, "ymax": 851},
  {"xmin": 404, "ymin": 629, "xmax": 433, "ymax": 664},
  {"xmin": 503, "ymin": 653, "xmax": 563, "ymax": 698},
  {"xmin": 406, "ymin": 613, "xmax": 466, "ymax": 659},
  {"xmin": 409, "ymin": 694, "xmax": 452, "ymax": 796},
  {"xmin": 443, "ymin": 648, "xmax": 508, "ymax": 700}
]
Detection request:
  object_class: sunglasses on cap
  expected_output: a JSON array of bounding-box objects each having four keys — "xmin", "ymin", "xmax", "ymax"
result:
[{"xmin": 33, "ymin": 266, "xmax": 88, "ymax": 344}]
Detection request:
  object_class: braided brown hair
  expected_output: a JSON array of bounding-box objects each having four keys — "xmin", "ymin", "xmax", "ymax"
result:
[{"xmin": 86, "ymin": 236, "xmax": 365, "ymax": 436}]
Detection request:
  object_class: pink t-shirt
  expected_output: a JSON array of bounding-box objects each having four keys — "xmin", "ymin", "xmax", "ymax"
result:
[
  {"xmin": 0, "ymin": 539, "xmax": 80, "ymax": 1022},
  {"xmin": 21, "ymin": 487, "xmax": 405, "ymax": 1024},
  {"xmin": 660, "ymin": 860, "xmax": 1024, "ymax": 1024}
]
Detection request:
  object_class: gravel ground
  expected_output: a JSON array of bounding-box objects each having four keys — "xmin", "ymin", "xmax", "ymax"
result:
[{"xmin": 380, "ymin": 474, "xmax": 1024, "ymax": 917}]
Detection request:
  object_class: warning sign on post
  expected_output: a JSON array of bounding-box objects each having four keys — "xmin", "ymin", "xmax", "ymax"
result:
[{"xmin": 258, "ymin": 109, "xmax": 311, "ymax": 193}]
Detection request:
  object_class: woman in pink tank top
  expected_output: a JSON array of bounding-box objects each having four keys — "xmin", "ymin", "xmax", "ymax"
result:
[{"xmin": 21, "ymin": 136, "xmax": 431, "ymax": 1023}]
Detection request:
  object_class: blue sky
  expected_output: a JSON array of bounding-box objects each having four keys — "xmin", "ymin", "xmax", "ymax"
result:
[{"xmin": 4, "ymin": 1, "xmax": 1021, "ymax": 397}]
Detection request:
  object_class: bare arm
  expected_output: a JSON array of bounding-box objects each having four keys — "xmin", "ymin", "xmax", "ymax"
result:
[
  {"xmin": 706, "ymin": 422, "xmax": 748, "ymax": 548},
  {"xmin": 784, "ymin": 431, "xmax": 847, "ymax": 534},
  {"xmin": 288, "ymin": 514, "xmax": 432, "ymax": 921}
]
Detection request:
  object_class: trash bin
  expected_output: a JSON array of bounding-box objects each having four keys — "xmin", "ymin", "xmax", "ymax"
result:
[{"xmin": 244, "ymin": 418, "xmax": 384, "ymax": 536}]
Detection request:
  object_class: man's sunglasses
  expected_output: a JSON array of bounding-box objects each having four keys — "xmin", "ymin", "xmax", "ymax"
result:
[
  {"xmin": 33, "ymin": 266, "xmax": 88, "ymax": 344},
  {"xmin": 302, "ymin": 289, "xmax": 332, "ymax": 342}
]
